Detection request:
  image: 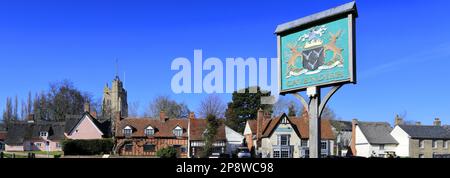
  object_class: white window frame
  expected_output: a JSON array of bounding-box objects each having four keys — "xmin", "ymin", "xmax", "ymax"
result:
[
  {"xmin": 432, "ymin": 140, "xmax": 438, "ymax": 149},
  {"xmin": 145, "ymin": 126, "xmax": 155, "ymax": 136},
  {"xmin": 379, "ymin": 144, "xmax": 385, "ymax": 150},
  {"xmin": 278, "ymin": 135, "xmax": 290, "ymax": 146},
  {"xmin": 419, "ymin": 140, "xmax": 425, "ymax": 149},
  {"xmin": 445, "ymin": 140, "xmax": 449, "ymax": 149},
  {"xmin": 39, "ymin": 131, "xmax": 48, "ymax": 137},
  {"xmin": 173, "ymin": 126, "xmax": 183, "ymax": 137},
  {"xmin": 321, "ymin": 141, "xmax": 328, "ymax": 150},
  {"xmin": 123, "ymin": 126, "xmax": 133, "ymax": 137}
]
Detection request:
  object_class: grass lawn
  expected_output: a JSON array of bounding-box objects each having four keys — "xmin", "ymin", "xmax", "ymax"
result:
[
  {"xmin": 2, "ymin": 153, "xmax": 28, "ymax": 158},
  {"xmin": 28, "ymin": 151, "xmax": 63, "ymax": 156}
]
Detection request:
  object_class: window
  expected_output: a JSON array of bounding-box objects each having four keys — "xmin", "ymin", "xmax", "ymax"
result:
[
  {"xmin": 123, "ymin": 126, "xmax": 132, "ymax": 138},
  {"xmin": 419, "ymin": 154, "xmax": 424, "ymax": 158},
  {"xmin": 281, "ymin": 149, "xmax": 290, "ymax": 158},
  {"xmin": 145, "ymin": 126, "xmax": 155, "ymax": 136},
  {"xmin": 445, "ymin": 140, "xmax": 449, "ymax": 149},
  {"xmin": 273, "ymin": 150, "xmax": 280, "ymax": 158},
  {"xmin": 301, "ymin": 140, "xmax": 309, "ymax": 147},
  {"xmin": 124, "ymin": 143, "xmax": 133, "ymax": 152},
  {"xmin": 278, "ymin": 135, "xmax": 290, "ymax": 146},
  {"xmin": 56, "ymin": 143, "xmax": 62, "ymax": 148},
  {"xmin": 39, "ymin": 132, "xmax": 48, "ymax": 137},
  {"xmin": 35, "ymin": 143, "xmax": 42, "ymax": 147},
  {"xmin": 281, "ymin": 117, "xmax": 289, "ymax": 124},
  {"xmin": 321, "ymin": 141, "xmax": 328, "ymax": 150},
  {"xmin": 432, "ymin": 140, "xmax": 438, "ymax": 148},
  {"xmin": 173, "ymin": 126, "xmax": 183, "ymax": 137},
  {"xmin": 419, "ymin": 140, "xmax": 425, "ymax": 148},
  {"xmin": 143, "ymin": 144, "xmax": 155, "ymax": 152},
  {"xmin": 379, "ymin": 144, "xmax": 385, "ymax": 150},
  {"xmin": 181, "ymin": 147, "xmax": 187, "ymax": 153}
]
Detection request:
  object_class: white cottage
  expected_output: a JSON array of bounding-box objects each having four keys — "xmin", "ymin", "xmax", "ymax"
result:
[{"xmin": 351, "ymin": 119, "xmax": 398, "ymax": 158}]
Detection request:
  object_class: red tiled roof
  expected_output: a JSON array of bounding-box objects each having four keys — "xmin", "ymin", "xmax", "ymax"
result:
[
  {"xmin": 116, "ymin": 118, "xmax": 188, "ymax": 138},
  {"xmin": 189, "ymin": 119, "xmax": 227, "ymax": 141},
  {"xmin": 255, "ymin": 113, "xmax": 335, "ymax": 140}
]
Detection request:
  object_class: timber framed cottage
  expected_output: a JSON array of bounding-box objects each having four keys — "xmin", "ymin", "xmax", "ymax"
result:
[{"xmin": 114, "ymin": 112, "xmax": 189, "ymax": 157}]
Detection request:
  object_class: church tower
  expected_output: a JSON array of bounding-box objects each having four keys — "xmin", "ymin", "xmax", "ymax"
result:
[{"xmin": 102, "ymin": 75, "xmax": 128, "ymax": 119}]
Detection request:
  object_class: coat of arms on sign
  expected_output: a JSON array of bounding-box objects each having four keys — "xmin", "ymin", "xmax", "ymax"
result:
[{"xmin": 285, "ymin": 25, "xmax": 345, "ymax": 78}]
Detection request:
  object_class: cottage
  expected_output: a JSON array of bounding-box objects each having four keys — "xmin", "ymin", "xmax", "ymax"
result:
[
  {"xmin": 390, "ymin": 117, "xmax": 450, "ymax": 158},
  {"xmin": 188, "ymin": 117, "xmax": 227, "ymax": 158},
  {"xmin": 244, "ymin": 109, "xmax": 335, "ymax": 158},
  {"xmin": 64, "ymin": 105, "xmax": 111, "ymax": 140},
  {"xmin": 4, "ymin": 120, "xmax": 65, "ymax": 152},
  {"xmin": 114, "ymin": 112, "xmax": 189, "ymax": 157},
  {"xmin": 350, "ymin": 119, "xmax": 398, "ymax": 158},
  {"xmin": 3, "ymin": 106, "xmax": 111, "ymax": 152}
]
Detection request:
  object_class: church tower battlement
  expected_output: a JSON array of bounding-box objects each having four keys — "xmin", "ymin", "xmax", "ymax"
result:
[{"xmin": 102, "ymin": 75, "xmax": 128, "ymax": 119}]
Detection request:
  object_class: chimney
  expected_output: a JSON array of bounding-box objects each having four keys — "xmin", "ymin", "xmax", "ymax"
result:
[
  {"xmin": 351, "ymin": 119, "xmax": 358, "ymax": 156},
  {"xmin": 113, "ymin": 111, "xmax": 122, "ymax": 136},
  {"xmin": 394, "ymin": 115, "xmax": 403, "ymax": 126},
  {"xmin": 434, "ymin": 118, "xmax": 441, "ymax": 126},
  {"xmin": 27, "ymin": 114, "xmax": 35, "ymax": 124},
  {"xmin": 189, "ymin": 112, "xmax": 195, "ymax": 121},
  {"xmin": 160, "ymin": 111, "xmax": 167, "ymax": 122},
  {"xmin": 84, "ymin": 103, "xmax": 91, "ymax": 113},
  {"xmin": 256, "ymin": 108, "xmax": 264, "ymax": 146},
  {"xmin": 416, "ymin": 122, "xmax": 421, "ymax": 126}
]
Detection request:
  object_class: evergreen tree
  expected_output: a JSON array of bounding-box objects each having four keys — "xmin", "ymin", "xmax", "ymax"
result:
[{"xmin": 225, "ymin": 86, "xmax": 272, "ymax": 133}]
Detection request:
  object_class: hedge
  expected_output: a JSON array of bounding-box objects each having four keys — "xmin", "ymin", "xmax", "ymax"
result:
[
  {"xmin": 156, "ymin": 146, "xmax": 178, "ymax": 158},
  {"xmin": 62, "ymin": 139, "xmax": 113, "ymax": 155}
]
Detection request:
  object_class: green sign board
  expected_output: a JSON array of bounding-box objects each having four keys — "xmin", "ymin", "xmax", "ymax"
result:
[{"xmin": 278, "ymin": 15, "xmax": 356, "ymax": 93}]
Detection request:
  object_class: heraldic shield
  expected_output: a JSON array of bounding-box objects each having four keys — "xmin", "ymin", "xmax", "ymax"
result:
[{"xmin": 302, "ymin": 46, "xmax": 325, "ymax": 71}]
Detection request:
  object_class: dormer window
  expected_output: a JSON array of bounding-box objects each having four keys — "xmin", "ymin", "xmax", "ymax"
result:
[
  {"xmin": 39, "ymin": 131, "xmax": 48, "ymax": 137},
  {"xmin": 281, "ymin": 117, "xmax": 289, "ymax": 124},
  {"xmin": 145, "ymin": 126, "xmax": 155, "ymax": 136},
  {"xmin": 123, "ymin": 126, "xmax": 133, "ymax": 138},
  {"xmin": 173, "ymin": 126, "xmax": 183, "ymax": 137}
]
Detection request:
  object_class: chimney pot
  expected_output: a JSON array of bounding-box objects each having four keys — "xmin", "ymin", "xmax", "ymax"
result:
[
  {"xmin": 84, "ymin": 103, "xmax": 90, "ymax": 113},
  {"xmin": 434, "ymin": 118, "xmax": 441, "ymax": 126},
  {"xmin": 189, "ymin": 112, "xmax": 195, "ymax": 120},
  {"xmin": 395, "ymin": 115, "xmax": 404, "ymax": 126}
]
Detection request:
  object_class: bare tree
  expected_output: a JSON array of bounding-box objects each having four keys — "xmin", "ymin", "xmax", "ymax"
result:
[
  {"xmin": 128, "ymin": 101, "xmax": 140, "ymax": 117},
  {"xmin": 145, "ymin": 95, "xmax": 190, "ymax": 119},
  {"xmin": 198, "ymin": 94, "xmax": 226, "ymax": 119}
]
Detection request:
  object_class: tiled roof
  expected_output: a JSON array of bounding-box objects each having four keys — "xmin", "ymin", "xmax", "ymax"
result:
[
  {"xmin": 260, "ymin": 115, "xmax": 335, "ymax": 140},
  {"xmin": 357, "ymin": 122, "xmax": 398, "ymax": 144},
  {"xmin": 116, "ymin": 118, "xmax": 188, "ymax": 138},
  {"xmin": 65, "ymin": 112, "xmax": 111, "ymax": 137},
  {"xmin": 399, "ymin": 125, "xmax": 450, "ymax": 139},
  {"xmin": 189, "ymin": 119, "xmax": 227, "ymax": 141}
]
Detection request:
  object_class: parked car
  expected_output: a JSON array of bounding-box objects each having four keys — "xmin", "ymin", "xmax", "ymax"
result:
[{"xmin": 237, "ymin": 147, "xmax": 251, "ymax": 158}]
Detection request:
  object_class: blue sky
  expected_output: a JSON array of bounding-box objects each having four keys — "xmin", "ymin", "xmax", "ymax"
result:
[{"xmin": 1, "ymin": 0, "xmax": 450, "ymax": 125}]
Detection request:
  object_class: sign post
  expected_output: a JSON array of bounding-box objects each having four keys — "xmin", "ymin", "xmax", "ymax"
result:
[{"xmin": 276, "ymin": 2, "xmax": 357, "ymax": 158}]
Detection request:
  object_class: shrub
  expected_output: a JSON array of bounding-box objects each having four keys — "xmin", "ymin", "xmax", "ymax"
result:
[
  {"xmin": 62, "ymin": 139, "xmax": 113, "ymax": 156},
  {"xmin": 156, "ymin": 146, "xmax": 178, "ymax": 158}
]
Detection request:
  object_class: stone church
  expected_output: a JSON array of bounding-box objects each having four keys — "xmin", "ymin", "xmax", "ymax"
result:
[{"xmin": 102, "ymin": 75, "xmax": 128, "ymax": 135}]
